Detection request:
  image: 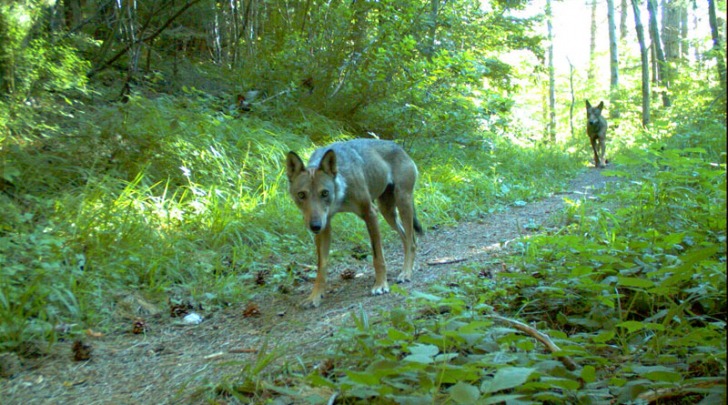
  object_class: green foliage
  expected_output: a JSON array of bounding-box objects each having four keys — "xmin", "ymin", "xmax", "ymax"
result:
[
  {"xmin": 1, "ymin": 1, "xmax": 725, "ymax": 403},
  {"xmin": 194, "ymin": 0, "xmax": 542, "ymax": 140},
  {"xmin": 0, "ymin": 212, "xmax": 81, "ymax": 350},
  {"xmin": 415, "ymin": 138, "xmax": 581, "ymax": 225},
  {"xmin": 207, "ymin": 102, "xmax": 726, "ymax": 404},
  {"xmin": 1, "ymin": 90, "xmax": 302, "ymax": 346},
  {"xmin": 1, "ymin": 72, "xmax": 584, "ymax": 351},
  {"xmin": 500, "ymin": 147, "xmax": 726, "ymax": 401},
  {"xmin": 0, "ymin": 3, "xmax": 90, "ymax": 98}
]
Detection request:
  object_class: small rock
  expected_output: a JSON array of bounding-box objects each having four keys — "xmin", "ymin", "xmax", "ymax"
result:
[{"xmin": 182, "ymin": 312, "xmax": 203, "ymax": 325}]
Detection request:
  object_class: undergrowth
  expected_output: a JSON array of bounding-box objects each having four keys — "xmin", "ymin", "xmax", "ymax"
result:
[
  {"xmin": 1, "ymin": 3, "xmax": 724, "ymax": 403},
  {"xmin": 1, "ymin": 39, "xmax": 723, "ymax": 404},
  {"xmin": 208, "ymin": 104, "xmax": 726, "ymax": 404},
  {"xmin": 0, "ymin": 88, "xmax": 581, "ymax": 352}
]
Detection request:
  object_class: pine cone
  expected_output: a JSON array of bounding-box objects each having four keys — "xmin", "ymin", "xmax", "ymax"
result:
[
  {"xmin": 243, "ymin": 303, "xmax": 261, "ymax": 318},
  {"xmin": 340, "ymin": 269, "xmax": 356, "ymax": 280},
  {"xmin": 132, "ymin": 319, "xmax": 148, "ymax": 334},
  {"xmin": 255, "ymin": 270, "xmax": 269, "ymax": 286},
  {"xmin": 72, "ymin": 340, "xmax": 92, "ymax": 361},
  {"xmin": 170, "ymin": 303, "xmax": 190, "ymax": 318}
]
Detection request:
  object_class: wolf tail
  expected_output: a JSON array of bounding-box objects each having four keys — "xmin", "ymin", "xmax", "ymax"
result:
[{"xmin": 413, "ymin": 212, "xmax": 424, "ymax": 235}]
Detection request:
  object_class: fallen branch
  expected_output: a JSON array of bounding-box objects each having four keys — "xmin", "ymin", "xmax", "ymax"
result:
[
  {"xmin": 489, "ymin": 313, "xmax": 577, "ymax": 371},
  {"xmin": 203, "ymin": 352, "xmax": 224, "ymax": 360},
  {"xmin": 426, "ymin": 257, "xmax": 467, "ymax": 266},
  {"xmin": 637, "ymin": 381, "xmax": 726, "ymax": 402}
]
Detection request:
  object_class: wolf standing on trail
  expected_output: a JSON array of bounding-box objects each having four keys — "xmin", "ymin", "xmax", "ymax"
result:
[
  {"xmin": 285, "ymin": 139, "xmax": 422, "ymax": 308},
  {"xmin": 586, "ymin": 100, "xmax": 608, "ymax": 168}
]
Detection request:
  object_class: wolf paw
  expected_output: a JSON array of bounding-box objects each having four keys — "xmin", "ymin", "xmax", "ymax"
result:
[
  {"xmin": 301, "ymin": 292, "xmax": 323, "ymax": 309},
  {"xmin": 371, "ymin": 283, "xmax": 390, "ymax": 296},
  {"xmin": 396, "ymin": 272, "xmax": 412, "ymax": 283}
]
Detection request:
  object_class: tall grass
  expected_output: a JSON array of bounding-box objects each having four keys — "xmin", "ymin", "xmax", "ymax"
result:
[{"xmin": 1, "ymin": 91, "xmax": 584, "ymax": 350}]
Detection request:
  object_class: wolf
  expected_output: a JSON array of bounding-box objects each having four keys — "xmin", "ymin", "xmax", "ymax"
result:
[
  {"xmin": 285, "ymin": 139, "xmax": 423, "ymax": 308},
  {"xmin": 586, "ymin": 100, "xmax": 608, "ymax": 168}
]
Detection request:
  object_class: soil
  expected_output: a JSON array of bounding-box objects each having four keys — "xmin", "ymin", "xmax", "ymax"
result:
[{"xmin": 0, "ymin": 169, "xmax": 618, "ymax": 405}]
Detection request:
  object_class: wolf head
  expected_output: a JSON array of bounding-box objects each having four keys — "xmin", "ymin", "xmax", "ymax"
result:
[
  {"xmin": 285, "ymin": 150, "xmax": 339, "ymax": 234},
  {"xmin": 586, "ymin": 100, "xmax": 605, "ymax": 126}
]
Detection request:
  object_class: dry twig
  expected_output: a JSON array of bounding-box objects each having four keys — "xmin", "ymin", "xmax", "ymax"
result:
[
  {"xmin": 489, "ymin": 313, "xmax": 578, "ymax": 371},
  {"xmin": 637, "ymin": 382, "xmax": 726, "ymax": 402},
  {"xmin": 426, "ymin": 257, "xmax": 467, "ymax": 266}
]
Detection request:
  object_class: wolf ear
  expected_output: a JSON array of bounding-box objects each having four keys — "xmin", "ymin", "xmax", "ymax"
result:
[
  {"xmin": 286, "ymin": 152, "xmax": 305, "ymax": 181},
  {"xmin": 585, "ymin": 100, "xmax": 592, "ymax": 109},
  {"xmin": 597, "ymin": 101, "xmax": 605, "ymax": 110},
  {"xmin": 319, "ymin": 149, "xmax": 337, "ymax": 176}
]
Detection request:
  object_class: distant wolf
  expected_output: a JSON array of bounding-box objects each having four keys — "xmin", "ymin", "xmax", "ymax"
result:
[
  {"xmin": 285, "ymin": 139, "xmax": 423, "ymax": 308},
  {"xmin": 586, "ymin": 100, "xmax": 608, "ymax": 168}
]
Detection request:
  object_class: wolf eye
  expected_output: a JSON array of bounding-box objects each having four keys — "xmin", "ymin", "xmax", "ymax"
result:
[
  {"xmin": 297, "ymin": 191, "xmax": 306, "ymax": 200},
  {"xmin": 321, "ymin": 190, "xmax": 330, "ymax": 198}
]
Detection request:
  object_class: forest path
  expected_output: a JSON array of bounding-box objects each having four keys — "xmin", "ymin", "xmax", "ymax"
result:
[{"xmin": 1, "ymin": 168, "xmax": 618, "ymax": 405}]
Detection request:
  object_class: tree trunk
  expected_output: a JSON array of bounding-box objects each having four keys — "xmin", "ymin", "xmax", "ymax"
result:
[
  {"xmin": 680, "ymin": 2, "xmax": 689, "ymax": 59},
  {"xmin": 88, "ymin": 0, "xmax": 203, "ymax": 78},
  {"xmin": 631, "ymin": 0, "xmax": 650, "ymax": 126},
  {"xmin": 620, "ymin": 0, "xmax": 629, "ymax": 40},
  {"xmin": 588, "ymin": 0, "xmax": 598, "ymax": 81},
  {"xmin": 426, "ymin": 0, "xmax": 439, "ymax": 62},
  {"xmin": 692, "ymin": 0, "xmax": 701, "ymax": 69},
  {"xmin": 63, "ymin": 0, "xmax": 83, "ymax": 30},
  {"xmin": 547, "ymin": 0, "xmax": 556, "ymax": 142},
  {"xmin": 661, "ymin": 0, "xmax": 680, "ymax": 87},
  {"xmin": 707, "ymin": 0, "xmax": 727, "ymax": 104},
  {"xmin": 650, "ymin": 41, "xmax": 660, "ymax": 84},
  {"xmin": 648, "ymin": 0, "xmax": 671, "ymax": 106},
  {"xmin": 607, "ymin": 0, "xmax": 620, "ymax": 118},
  {"xmin": 0, "ymin": 9, "xmax": 13, "ymax": 95},
  {"xmin": 662, "ymin": 0, "xmax": 681, "ymax": 61},
  {"xmin": 568, "ymin": 57, "xmax": 575, "ymax": 138}
]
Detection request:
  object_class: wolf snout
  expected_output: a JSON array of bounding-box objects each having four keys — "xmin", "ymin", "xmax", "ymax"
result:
[{"xmin": 309, "ymin": 221, "xmax": 323, "ymax": 233}]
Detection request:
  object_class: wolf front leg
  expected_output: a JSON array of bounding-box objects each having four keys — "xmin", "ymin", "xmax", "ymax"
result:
[
  {"xmin": 302, "ymin": 225, "xmax": 331, "ymax": 308},
  {"xmin": 590, "ymin": 137, "xmax": 601, "ymax": 168},
  {"xmin": 598, "ymin": 136, "xmax": 607, "ymax": 168}
]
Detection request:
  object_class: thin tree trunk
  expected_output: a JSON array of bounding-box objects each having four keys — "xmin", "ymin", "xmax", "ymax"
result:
[
  {"xmin": 662, "ymin": 0, "xmax": 681, "ymax": 60},
  {"xmin": 63, "ymin": 0, "xmax": 83, "ymax": 29},
  {"xmin": 0, "ymin": 10, "xmax": 14, "ymax": 95},
  {"xmin": 651, "ymin": 42, "xmax": 658, "ymax": 84},
  {"xmin": 567, "ymin": 57, "xmax": 575, "ymax": 138},
  {"xmin": 607, "ymin": 0, "xmax": 620, "ymax": 117},
  {"xmin": 229, "ymin": 0, "xmax": 241, "ymax": 66},
  {"xmin": 88, "ymin": 0, "xmax": 203, "ymax": 78},
  {"xmin": 588, "ymin": 0, "xmax": 598, "ymax": 82},
  {"xmin": 648, "ymin": 0, "xmax": 671, "ymax": 106},
  {"xmin": 631, "ymin": 0, "xmax": 650, "ymax": 126},
  {"xmin": 680, "ymin": 2, "xmax": 689, "ymax": 58},
  {"xmin": 426, "ymin": 0, "xmax": 439, "ymax": 62},
  {"xmin": 212, "ymin": 4, "xmax": 222, "ymax": 64},
  {"xmin": 662, "ymin": 0, "xmax": 680, "ymax": 86},
  {"xmin": 620, "ymin": 0, "xmax": 629, "ymax": 40},
  {"xmin": 547, "ymin": 0, "xmax": 556, "ymax": 142},
  {"xmin": 707, "ymin": 0, "xmax": 727, "ymax": 104},
  {"xmin": 693, "ymin": 0, "xmax": 701, "ymax": 69}
]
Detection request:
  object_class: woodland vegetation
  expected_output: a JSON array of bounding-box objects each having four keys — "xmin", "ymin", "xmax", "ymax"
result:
[{"xmin": 0, "ymin": 0, "xmax": 726, "ymax": 403}]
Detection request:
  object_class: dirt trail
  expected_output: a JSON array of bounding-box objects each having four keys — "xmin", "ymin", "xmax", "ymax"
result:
[{"xmin": 0, "ymin": 169, "xmax": 617, "ymax": 405}]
